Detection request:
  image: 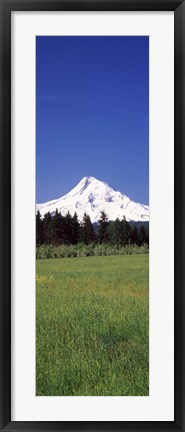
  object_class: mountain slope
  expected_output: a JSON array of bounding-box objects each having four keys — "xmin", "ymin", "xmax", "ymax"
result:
[{"xmin": 36, "ymin": 176, "xmax": 149, "ymax": 223}]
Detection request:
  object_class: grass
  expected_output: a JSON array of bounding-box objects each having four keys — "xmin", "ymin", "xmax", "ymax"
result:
[{"xmin": 36, "ymin": 254, "xmax": 149, "ymax": 396}]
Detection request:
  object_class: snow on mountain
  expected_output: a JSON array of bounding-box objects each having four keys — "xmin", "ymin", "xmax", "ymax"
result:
[{"xmin": 36, "ymin": 176, "xmax": 149, "ymax": 223}]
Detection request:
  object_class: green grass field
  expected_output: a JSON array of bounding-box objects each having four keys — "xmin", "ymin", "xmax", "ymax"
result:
[{"xmin": 36, "ymin": 254, "xmax": 149, "ymax": 396}]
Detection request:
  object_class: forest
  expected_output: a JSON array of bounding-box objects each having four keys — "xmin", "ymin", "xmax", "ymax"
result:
[{"xmin": 36, "ymin": 209, "xmax": 149, "ymax": 248}]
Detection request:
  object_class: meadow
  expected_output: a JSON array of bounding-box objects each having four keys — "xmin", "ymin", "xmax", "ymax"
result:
[{"xmin": 36, "ymin": 254, "xmax": 149, "ymax": 396}]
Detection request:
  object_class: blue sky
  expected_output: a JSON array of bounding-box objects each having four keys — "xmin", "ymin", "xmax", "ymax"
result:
[{"xmin": 36, "ymin": 36, "xmax": 149, "ymax": 204}]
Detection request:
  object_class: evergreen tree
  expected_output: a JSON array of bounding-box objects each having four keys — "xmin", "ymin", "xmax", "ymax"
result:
[
  {"xmin": 36, "ymin": 210, "xmax": 44, "ymax": 246},
  {"xmin": 71, "ymin": 212, "xmax": 80, "ymax": 244},
  {"xmin": 108, "ymin": 219, "xmax": 121, "ymax": 246},
  {"xmin": 81, "ymin": 213, "xmax": 95, "ymax": 244},
  {"xmin": 119, "ymin": 217, "xmax": 130, "ymax": 246},
  {"xmin": 138, "ymin": 224, "xmax": 147, "ymax": 246},
  {"xmin": 98, "ymin": 211, "xmax": 109, "ymax": 243},
  {"xmin": 63, "ymin": 211, "xmax": 73, "ymax": 244},
  {"xmin": 145, "ymin": 226, "xmax": 149, "ymax": 246},
  {"xmin": 130, "ymin": 224, "xmax": 138, "ymax": 245},
  {"xmin": 43, "ymin": 212, "xmax": 53, "ymax": 244},
  {"xmin": 52, "ymin": 209, "xmax": 64, "ymax": 245}
]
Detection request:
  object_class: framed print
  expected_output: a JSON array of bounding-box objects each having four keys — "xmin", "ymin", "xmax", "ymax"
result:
[{"xmin": 0, "ymin": 0, "xmax": 184, "ymax": 431}]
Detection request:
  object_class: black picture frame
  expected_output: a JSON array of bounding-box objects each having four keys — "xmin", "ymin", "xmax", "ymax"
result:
[{"xmin": 0, "ymin": 0, "xmax": 184, "ymax": 431}]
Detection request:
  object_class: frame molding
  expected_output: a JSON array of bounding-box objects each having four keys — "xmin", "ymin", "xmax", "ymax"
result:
[{"xmin": 0, "ymin": 1, "xmax": 184, "ymax": 431}]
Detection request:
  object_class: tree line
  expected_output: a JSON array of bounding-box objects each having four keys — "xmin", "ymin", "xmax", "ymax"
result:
[{"xmin": 36, "ymin": 209, "xmax": 149, "ymax": 248}]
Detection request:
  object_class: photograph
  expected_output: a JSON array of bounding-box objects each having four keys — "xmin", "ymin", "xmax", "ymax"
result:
[{"xmin": 36, "ymin": 35, "xmax": 149, "ymax": 396}]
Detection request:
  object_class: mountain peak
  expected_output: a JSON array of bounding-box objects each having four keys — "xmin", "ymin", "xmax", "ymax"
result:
[
  {"xmin": 81, "ymin": 176, "xmax": 96, "ymax": 182},
  {"xmin": 79, "ymin": 176, "xmax": 97, "ymax": 186},
  {"xmin": 74, "ymin": 176, "xmax": 110, "ymax": 195},
  {"xmin": 78, "ymin": 176, "xmax": 110, "ymax": 190},
  {"xmin": 37, "ymin": 176, "xmax": 149, "ymax": 223}
]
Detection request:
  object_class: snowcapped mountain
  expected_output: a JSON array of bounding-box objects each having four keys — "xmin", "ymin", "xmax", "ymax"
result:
[{"xmin": 36, "ymin": 176, "xmax": 149, "ymax": 223}]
